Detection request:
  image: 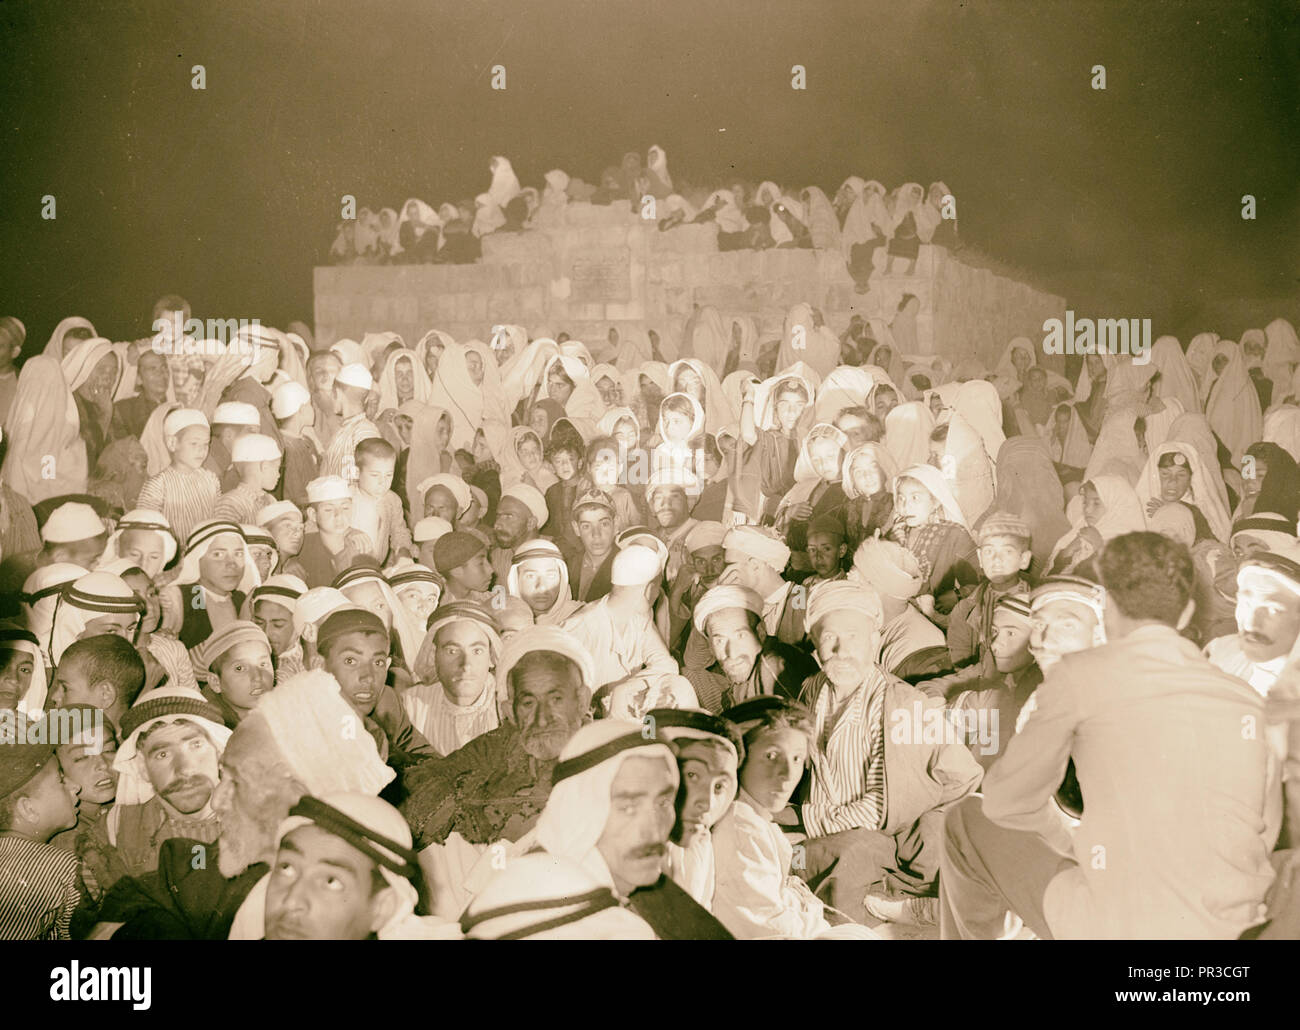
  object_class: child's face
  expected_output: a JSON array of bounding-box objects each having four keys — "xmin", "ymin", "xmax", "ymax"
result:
[
  {"xmin": 575, "ymin": 508, "xmax": 616, "ymax": 556},
  {"xmin": 808, "ymin": 438, "xmax": 842, "ymax": 482},
  {"xmin": 343, "ymin": 582, "xmax": 392, "ymax": 631},
  {"xmin": 547, "ymin": 367, "xmax": 573, "ymax": 404},
  {"xmin": 119, "ymin": 528, "xmax": 167, "ymax": 580},
  {"xmin": 873, "ymin": 388, "xmax": 898, "ymax": 420},
  {"xmin": 589, "ymin": 447, "xmax": 620, "ymax": 487},
  {"xmin": 123, "ymin": 571, "xmax": 161, "ymax": 633},
  {"xmin": 464, "ymin": 350, "xmax": 485, "ymax": 386},
  {"xmin": 806, "ymin": 532, "xmax": 844, "ymax": 579},
  {"xmin": 613, "ymin": 419, "xmax": 638, "ymax": 451},
  {"xmin": 850, "ymin": 454, "xmax": 884, "ymax": 497},
  {"xmin": 451, "ymin": 553, "xmax": 494, "ymax": 594},
  {"xmin": 253, "ymin": 599, "xmax": 296, "ymax": 655},
  {"xmin": 27, "ymin": 758, "xmax": 80, "ymax": 834},
  {"xmin": 774, "ymin": 390, "xmax": 805, "ymax": 432},
  {"xmin": 256, "ymin": 458, "xmax": 282, "ymax": 491},
  {"xmin": 739, "ymin": 726, "xmax": 807, "ymax": 817},
  {"xmin": 310, "ymin": 355, "xmax": 341, "ymax": 394},
  {"xmin": 1080, "ymin": 483, "xmax": 1105, "ymax": 526},
  {"xmin": 198, "ymin": 533, "xmax": 247, "ymax": 592},
  {"xmin": 674, "ymin": 739, "xmax": 738, "ymax": 847},
  {"xmin": 397, "ymin": 583, "xmax": 440, "ymax": 624},
  {"xmin": 517, "ymin": 434, "xmax": 542, "ymax": 469},
  {"xmin": 516, "ymin": 558, "xmax": 562, "ymax": 613},
  {"xmin": 357, "ymin": 456, "xmax": 395, "ymax": 497},
  {"xmin": 0, "ymin": 648, "xmax": 34, "ymax": 711},
  {"xmin": 435, "ymin": 415, "xmax": 452, "ymax": 451},
  {"xmin": 248, "ymin": 544, "xmax": 276, "ymax": 580},
  {"xmin": 552, "ymin": 450, "xmax": 579, "ymax": 482},
  {"xmin": 394, "ymin": 358, "xmax": 415, "ymax": 401},
  {"xmin": 392, "ymin": 413, "xmax": 413, "ymax": 448},
  {"xmin": 170, "ymin": 425, "xmax": 210, "ymax": 468},
  {"xmin": 895, "ymin": 477, "xmax": 937, "ymax": 527},
  {"xmin": 58, "ymin": 726, "xmax": 119, "ymax": 806},
  {"xmin": 990, "ymin": 611, "xmax": 1034, "ymax": 673},
  {"xmin": 978, "ymin": 534, "xmax": 1029, "ymax": 581},
  {"xmin": 529, "ymin": 409, "xmax": 550, "ymax": 440},
  {"xmin": 662, "ymin": 410, "xmax": 693, "ymax": 442},
  {"xmin": 424, "ymin": 343, "xmax": 444, "ymax": 379},
  {"xmin": 268, "ymin": 513, "xmax": 305, "ymax": 556},
  {"xmin": 1157, "ymin": 461, "xmax": 1192, "ymax": 502},
  {"xmin": 315, "ymin": 498, "xmax": 353, "ymax": 536}
]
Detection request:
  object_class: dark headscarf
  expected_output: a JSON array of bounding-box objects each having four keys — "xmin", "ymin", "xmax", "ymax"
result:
[{"xmin": 1247, "ymin": 442, "xmax": 1300, "ymax": 523}]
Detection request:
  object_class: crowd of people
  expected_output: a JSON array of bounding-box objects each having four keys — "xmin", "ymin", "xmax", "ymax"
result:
[
  {"xmin": 328, "ymin": 149, "xmax": 957, "ymax": 286},
  {"xmin": 1, "ymin": 293, "xmax": 1299, "ymax": 941}
]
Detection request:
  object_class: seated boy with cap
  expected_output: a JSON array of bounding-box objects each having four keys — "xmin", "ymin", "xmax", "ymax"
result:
[
  {"xmin": 205, "ymin": 401, "xmax": 262, "ymax": 493},
  {"xmin": 297, "ymin": 476, "xmax": 374, "ymax": 588},
  {"xmin": 433, "ymin": 531, "xmax": 495, "ymax": 603},
  {"xmin": 136, "ymin": 408, "xmax": 222, "ymax": 545},
  {"xmin": 315, "ymin": 608, "xmax": 436, "ymax": 770},
  {"xmin": 214, "ymin": 433, "xmax": 282, "ymax": 525},
  {"xmin": 0, "ymin": 716, "xmax": 84, "ymax": 938},
  {"xmin": 271, "ymin": 380, "xmax": 320, "ymax": 510},
  {"xmin": 258, "ymin": 500, "xmax": 308, "ymax": 582},
  {"xmin": 193, "ymin": 621, "xmax": 277, "ymax": 727}
]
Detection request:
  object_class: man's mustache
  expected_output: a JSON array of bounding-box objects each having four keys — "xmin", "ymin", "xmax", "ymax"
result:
[
  {"xmin": 163, "ymin": 775, "xmax": 214, "ymax": 797},
  {"xmin": 631, "ymin": 842, "xmax": 667, "ymax": 860}
]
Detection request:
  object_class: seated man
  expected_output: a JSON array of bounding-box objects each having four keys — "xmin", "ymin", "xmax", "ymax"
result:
[
  {"xmin": 403, "ymin": 601, "xmax": 502, "ymax": 756},
  {"xmin": 940, "ymin": 532, "xmax": 1276, "ymax": 940},
  {"xmin": 465, "ymin": 719, "xmax": 733, "ymax": 939},
  {"xmin": 653, "ymin": 707, "xmax": 743, "ymax": 911},
  {"xmin": 85, "ymin": 686, "xmax": 230, "ymax": 892},
  {"xmin": 256, "ymin": 793, "xmax": 450, "ymax": 940},
  {"xmin": 399, "ymin": 627, "xmax": 594, "ymax": 919},
  {"xmin": 794, "ymin": 580, "xmax": 983, "ymax": 928},
  {"xmin": 562, "ymin": 545, "xmax": 678, "ymax": 711},
  {"xmin": 682, "ymin": 584, "xmax": 817, "ymax": 712},
  {"xmin": 850, "ymin": 538, "xmax": 952, "ymax": 683},
  {"xmin": 93, "ymin": 669, "xmax": 396, "ymax": 939}
]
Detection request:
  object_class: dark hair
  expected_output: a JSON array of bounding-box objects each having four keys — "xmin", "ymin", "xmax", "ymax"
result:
[
  {"xmin": 731, "ymin": 702, "xmax": 815, "ymax": 761},
  {"xmin": 60, "ymin": 635, "xmax": 147, "ymax": 708},
  {"xmin": 65, "ymin": 326, "xmax": 95, "ymax": 345},
  {"xmin": 151, "ymin": 294, "xmax": 191, "ymax": 322},
  {"xmin": 1099, "ymin": 532, "xmax": 1193, "ymax": 626},
  {"xmin": 660, "ymin": 394, "xmax": 695, "ymax": 421},
  {"xmin": 546, "ymin": 438, "xmax": 583, "ymax": 464},
  {"xmin": 355, "ymin": 437, "xmax": 396, "ymax": 465},
  {"xmin": 700, "ymin": 434, "xmax": 723, "ymax": 464},
  {"xmin": 773, "ymin": 379, "xmax": 809, "ymax": 404},
  {"xmin": 929, "ymin": 424, "xmax": 950, "ymax": 443}
]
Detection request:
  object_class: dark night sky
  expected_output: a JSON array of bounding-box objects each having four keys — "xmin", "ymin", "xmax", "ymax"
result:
[{"xmin": 2, "ymin": 0, "xmax": 1297, "ymax": 348}]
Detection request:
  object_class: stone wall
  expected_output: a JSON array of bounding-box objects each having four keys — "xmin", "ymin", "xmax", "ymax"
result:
[{"xmin": 314, "ymin": 200, "xmax": 1066, "ymax": 371}]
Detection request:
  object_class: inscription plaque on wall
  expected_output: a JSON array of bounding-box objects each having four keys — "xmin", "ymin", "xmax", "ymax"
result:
[{"xmin": 569, "ymin": 253, "xmax": 632, "ymax": 302}]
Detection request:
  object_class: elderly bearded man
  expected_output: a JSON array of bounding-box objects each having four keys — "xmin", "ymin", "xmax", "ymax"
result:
[
  {"xmin": 940, "ymin": 533, "xmax": 1275, "ymax": 940},
  {"xmin": 90, "ymin": 670, "xmax": 396, "ymax": 939},
  {"xmin": 462, "ymin": 720, "xmax": 733, "ymax": 939},
  {"xmin": 399, "ymin": 627, "xmax": 595, "ymax": 918},
  {"xmin": 682, "ymin": 584, "xmax": 817, "ymax": 713},
  {"xmin": 793, "ymin": 580, "xmax": 983, "ymax": 928}
]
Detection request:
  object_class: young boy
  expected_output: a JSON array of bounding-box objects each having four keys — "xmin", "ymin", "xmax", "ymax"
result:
[
  {"xmin": 248, "ymin": 574, "xmax": 308, "ymax": 684},
  {"xmin": 271, "ymin": 380, "xmax": 321, "ymax": 510},
  {"xmin": 205, "ymin": 401, "xmax": 262, "ymax": 492},
  {"xmin": 37, "ymin": 501, "xmax": 108, "ymax": 571},
  {"xmin": 432, "ymin": 531, "xmax": 495, "ymax": 603},
  {"xmin": 542, "ymin": 437, "xmax": 586, "ymax": 561},
  {"xmin": 350, "ymin": 437, "xmax": 414, "ymax": 565},
  {"xmin": 51, "ymin": 707, "xmax": 119, "ymax": 853},
  {"xmin": 0, "ymin": 722, "xmax": 83, "ymax": 938},
  {"xmin": 136, "ymin": 408, "xmax": 221, "ymax": 545},
  {"xmin": 258, "ymin": 500, "xmax": 308, "ymax": 582},
  {"xmin": 296, "ymin": 476, "xmax": 373, "ymax": 588},
  {"xmin": 803, "ymin": 515, "xmax": 848, "ymax": 587},
  {"xmin": 413, "ymin": 517, "xmax": 453, "ymax": 572},
  {"xmin": 932, "ymin": 512, "xmax": 1033, "ymax": 693},
  {"xmin": 214, "ymin": 433, "xmax": 282, "ymax": 525}
]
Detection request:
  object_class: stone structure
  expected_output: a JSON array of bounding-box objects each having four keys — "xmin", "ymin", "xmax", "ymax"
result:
[{"xmin": 315, "ymin": 200, "xmax": 1066, "ymax": 370}]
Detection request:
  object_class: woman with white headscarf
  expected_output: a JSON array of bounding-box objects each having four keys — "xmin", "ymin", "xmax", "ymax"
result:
[
  {"xmin": 991, "ymin": 338, "xmax": 1036, "ymax": 400},
  {"xmin": 43, "ymin": 316, "xmax": 97, "ymax": 361},
  {"xmin": 1047, "ymin": 475, "xmax": 1146, "ymax": 575},
  {"xmin": 3, "ymin": 355, "xmax": 88, "ymax": 504},
  {"xmin": 938, "ymin": 413, "xmax": 995, "ymax": 527},
  {"xmin": 1148, "ymin": 335, "xmax": 1201, "ymax": 414},
  {"xmin": 428, "ymin": 341, "xmax": 493, "ymax": 452},
  {"xmin": 1047, "ymin": 401, "xmax": 1094, "ymax": 487},
  {"xmin": 537, "ymin": 353, "xmax": 604, "ymax": 423},
  {"xmin": 63, "ymin": 337, "xmax": 123, "ymax": 470},
  {"xmin": 1134, "ymin": 441, "xmax": 1232, "ymax": 543},
  {"xmin": 668, "ymin": 357, "xmax": 735, "ymax": 432},
  {"xmin": 840, "ymin": 442, "xmax": 898, "ymax": 550},
  {"xmin": 1184, "ymin": 331, "xmax": 1218, "ymax": 392},
  {"xmin": 1085, "ymin": 410, "xmax": 1147, "ymax": 484},
  {"xmin": 375, "ymin": 348, "xmax": 433, "ymax": 413},
  {"xmin": 773, "ymin": 423, "xmax": 849, "ymax": 550},
  {"xmin": 884, "ymin": 400, "xmax": 936, "ymax": 469},
  {"xmin": 1263, "ymin": 318, "xmax": 1300, "ymax": 407},
  {"xmin": 1205, "ymin": 340, "xmax": 1263, "ymax": 464}
]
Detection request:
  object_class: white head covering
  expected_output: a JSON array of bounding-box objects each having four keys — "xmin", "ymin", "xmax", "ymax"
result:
[
  {"xmin": 113, "ymin": 685, "xmax": 232, "ymax": 805},
  {"xmin": 2, "ymin": 355, "xmax": 87, "ymax": 503},
  {"xmin": 48, "ymin": 571, "xmax": 145, "ymax": 665},
  {"xmin": 61, "ymin": 337, "xmax": 122, "ymax": 396},
  {"xmin": 22, "ymin": 563, "xmax": 87, "ymax": 669},
  {"xmin": 894, "ymin": 463, "xmax": 970, "ymax": 530},
  {"xmin": 884, "ymin": 401, "xmax": 936, "ymax": 469},
  {"xmin": 175, "ymin": 519, "xmax": 260, "ymax": 594},
  {"xmin": 1135, "ymin": 441, "xmax": 1232, "ymax": 543}
]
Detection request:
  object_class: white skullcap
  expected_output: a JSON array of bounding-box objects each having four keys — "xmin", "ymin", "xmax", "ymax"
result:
[
  {"xmin": 42, "ymin": 503, "xmax": 106, "ymax": 544},
  {"xmin": 413, "ymin": 516, "xmax": 453, "ymax": 544},
  {"xmin": 692, "ymin": 584, "xmax": 764, "ymax": 633},
  {"xmin": 805, "ymin": 580, "xmax": 883, "ymax": 634},
  {"xmin": 257, "ymin": 500, "xmax": 302, "ymax": 526},
  {"xmin": 610, "ymin": 544, "xmax": 661, "ymax": 586},
  {"xmin": 293, "ymin": 587, "xmax": 355, "ymax": 640},
  {"xmin": 723, "ymin": 525, "xmax": 791, "ymax": 572},
  {"xmin": 330, "ymin": 339, "xmax": 365, "ymax": 367},
  {"xmin": 418, "ymin": 474, "xmax": 472, "ymax": 518},
  {"xmin": 271, "ymin": 380, "xmax": 312, "ymax": 419},
  {"xmin": 501, "ymin": 483, "xmax": 548, "ymax": 526},
  {"xmin": 336, "ymin": 363, "xmax": 373, "ymax": 391},
  {"xmin": 684, "ymin": 521, "xmax": 727, "ymax": 553},
  {"xmin": 163, "ymin": 408, "xmax": 208, "ymax": 437},
  {"xmin": 212, "ymin": 401, "xmax": 261, "ymax": 427},
  {"xmin": 306, "ymin": 476, "xmax": 350, "ymax": 504},
  {"xmin": 231, "ymin": 433, "xmax": 282, "ymax": 463}
]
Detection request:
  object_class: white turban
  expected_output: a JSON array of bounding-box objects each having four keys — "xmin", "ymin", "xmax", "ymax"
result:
[
  {"xmin": 805, "ymin": 580, "xmax": 883, "ymax": 635},
  {"xmin": 850, "ymin": 538, "xmax": 924, "ymax": 600},
  {"xmin": 691, "ymin": 584, "xmax": 764, "ymax": 634},
  {"xmin": 723, "ymin": 525, "xmax": 791, "ymax": 572},
  {"xmin": 501, "ymin": 482, "xmax": 548, "ymax": 527}
]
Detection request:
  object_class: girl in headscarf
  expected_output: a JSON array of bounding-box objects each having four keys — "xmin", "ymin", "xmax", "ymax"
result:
[
  {"xmin": 773, "ymin": 424, "xmax": 849, "ymax": 552},
  {"xmin": 652, "ymin": 392, "xmax": 705, "ymax": 482},
  {"xmin": 1205, "ymin": 340, "xmax": 1264, "ymax": 464},
  {"xmin": 1185, "ymin": 331, "xmax": 1217, "ymax": 393},
  {"xmin": 1084, "ymin": 410, "xmax": 1147, "ymax": 484},
  {"xmin": 376, "ymin": 348, "xmax": 433, "ymax": 411},
  {"xmin": 3, "ymin": 355, "xmax": 88, "ymax": 504},
  {"xmin": 991, "ymin": 338, "xmax": 1037, "ymax": 400},
  {"xmin": 537, "ymin": 353, "xmax": 604, "ymax": 423},
  {"xmin": 415, "ymin": 329, "xmax": 455, "ymax": 383},
  {"xmin": 1235, "ymin": 442, "xmax": 1300, "ymax": 525},
  {"xmin": 1165, "ymin": 412, "xmax": 1233, "ymax": 512},
  {"xmin": 983, "ymin": 436, "xmax": 1071, "ymax": 575},
  {"xmin": 1046, "ymin": 402, "xmax": 1093, "ymax": 488},
  {"xmin": 884, "ymin": 400, "xmax": 936, "ymax": 469},
  {"xmin": 866, "ymin": 379, "xmax": 902, "ymax": 423},
  {"xmin": 1047, "ymin": 475, "xmax": 1146, "ymax": 576},
  {"xmin": 888, "ymin": 464, "xmax": 978, "ymax": 618},
  {"xmin": 1148, "ymin": 335, "xmax": 1201, "ymax": 414},
  {"xmin": 63, "ymin": 337, "xmax": 123, "ymax": 470},
  {"xmin": 733, "ymin": 367, "xmax": 817, "ymax": 524},
  {"xmin": 1135, "ymin": 442, "xmax": 1232, "ymax": 544},
  {"xmin": 507, "ymin": 425, "xmax": 559, "ymax": 493},
  {"xmin": 668, "ymin": 357, "xmax": 735, "ymax": 432},
  {"xmin": 840, "ymin": 442, "xmax": 897, "ymax": 551}
]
